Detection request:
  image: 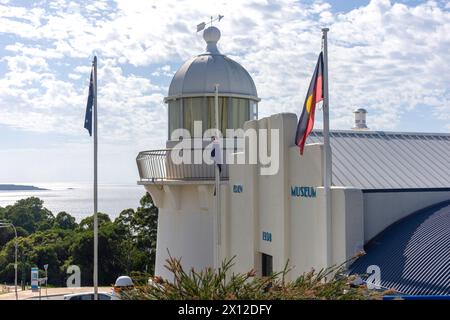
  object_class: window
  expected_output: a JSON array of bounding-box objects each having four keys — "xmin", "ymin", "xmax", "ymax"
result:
[
  {"xmin": 250, "ymin": 101, "xmax": 258, "ymax": 120},
  {"xmin": 229, "ymin": 98, "xmax": 250, "ymax": 130},
  {"xmin": 207, "ymin": 96, "xmax": 228, "ymax": 134},
  {"xmin": 261, "ymin": 253, "xmax": 273, "ymax": 276},
  {"xmin": 171, "ymin": 96, "xmax": 253, "ymax": 138},
  {"xmin": 168, "ymin": 99, "xmax": 181, "ymax": 139},
  {"xmin": 183, "ymin": 97, "xmax": 206, "ymax": 138}
]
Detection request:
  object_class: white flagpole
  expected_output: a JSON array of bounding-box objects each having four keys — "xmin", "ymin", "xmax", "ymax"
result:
[
  {"xmin": 93, "ymin": 55, "xmax": 99, "ymax": 300},
  {"xmin": 321, "ymin": 28, "xmax": 332, "ymax": 268},
  {"xmin": 214, "ymin": 84, "xmax": 221, "ymax": 269}
]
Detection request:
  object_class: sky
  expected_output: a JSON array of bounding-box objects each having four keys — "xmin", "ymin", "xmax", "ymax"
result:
[{"xmin": 0, "ymin": 0, "xmax": 449, "ymax": 184}]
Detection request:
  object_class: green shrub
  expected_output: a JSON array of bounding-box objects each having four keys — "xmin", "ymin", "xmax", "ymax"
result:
[{"xmin": 123, "ymin": 255, "xmax": 382, "ymax": 300}]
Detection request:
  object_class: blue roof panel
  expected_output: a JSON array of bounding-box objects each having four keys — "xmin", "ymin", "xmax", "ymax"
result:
[{"xmin": 350, "ymin": 201, "xmax": 450, "ymax": 296}]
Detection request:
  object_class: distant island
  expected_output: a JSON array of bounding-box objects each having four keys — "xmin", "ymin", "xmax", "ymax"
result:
[{"xmin": 0, "ymin": 184, "xmax": 48, "ymax": 191}]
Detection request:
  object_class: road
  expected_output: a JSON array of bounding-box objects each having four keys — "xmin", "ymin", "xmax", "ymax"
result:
[{"xmin": 0, "ymin": 286, "xmax": 112, "ymax": 300}]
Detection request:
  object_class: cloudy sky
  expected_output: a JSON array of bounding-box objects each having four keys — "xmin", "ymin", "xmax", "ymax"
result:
[{"xmin": 0, "ymin": 0, "xmax": 449, "ymax": 184}]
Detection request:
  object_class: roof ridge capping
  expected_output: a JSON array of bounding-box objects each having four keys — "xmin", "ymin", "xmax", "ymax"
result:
[{"xmin": 312, "ymin": 129, "xmax": 450, "ymax": 137}]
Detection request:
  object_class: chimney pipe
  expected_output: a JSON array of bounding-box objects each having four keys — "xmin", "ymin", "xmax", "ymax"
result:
[{"xmin": 353, "ymin": 108, "xmax": 368, "ymax": 130}]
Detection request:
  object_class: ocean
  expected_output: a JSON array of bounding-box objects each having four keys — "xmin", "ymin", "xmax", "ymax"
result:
[{"xmin": 0, "ymin": 182, "xmax": 147, "ymax": 221}]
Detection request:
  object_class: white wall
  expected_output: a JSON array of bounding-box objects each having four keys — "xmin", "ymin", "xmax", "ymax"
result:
[
  {"xmin": 288, "ymin": 184, "xmax": 364, "ymax": 277},
  {"xmin": 228, "ymin": 160, "xmax": 258, "ymax": 275},
  {"xmin": 331, "ymin": 187, "xmax": 364, "ymax": 266},
  {"xmin": 145, "ymin": 184, "xmax": 215, "ymax": 280},
  {"xmin": 228, "ymin": 113, "xmax": 365, "ymax": 280},
  {"xmin": 256, "ymin": 113, "xmax": 297, "ymax": 275},
  {"xmin": 363, "ymin": 191, "xmax": 450, "ymax": 242}
]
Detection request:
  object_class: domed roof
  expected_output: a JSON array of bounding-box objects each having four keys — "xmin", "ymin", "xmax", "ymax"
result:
[{"xmin": 166, "ymin": 26, "xmax": 259, "ymax": 102}]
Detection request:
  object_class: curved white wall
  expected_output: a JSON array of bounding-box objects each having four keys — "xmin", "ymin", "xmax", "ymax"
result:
[
  {"xmin": 145, "ymin": 184, "xmax": 215, "ymax": 280},
  {"xmin": 155, "ymin": 206, "xmax": 213, "ymax": 279},
  {"xmin": 363, "ymin": 190, "xmax": 450, "ymax": 242}
]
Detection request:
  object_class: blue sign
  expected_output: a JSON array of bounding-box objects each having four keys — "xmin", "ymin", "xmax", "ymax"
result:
[
  {"xmin": 262, "ymin": 231, "xmax": 272, "ymax": 242},
  {"xmin": 233, "ymin": 184, "xmax": 243, "ymax": 193},
  {"xmin": 31, "ymin": 267, "xmax": 39, "ymax": 292},
  {"xmin": 291, "ymin": 186, "xmax": 317, "ymax": 198}
]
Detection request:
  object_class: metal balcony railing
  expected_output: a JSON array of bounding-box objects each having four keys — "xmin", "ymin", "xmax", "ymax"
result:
[{"xmin": 136, "ymin": 149, "xmax": 229, "ymax": 182}]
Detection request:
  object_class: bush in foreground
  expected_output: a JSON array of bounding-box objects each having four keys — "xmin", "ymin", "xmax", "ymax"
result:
[{"xmin": 124, "ymin": 255, "xmax": 384, "ymax": 300}]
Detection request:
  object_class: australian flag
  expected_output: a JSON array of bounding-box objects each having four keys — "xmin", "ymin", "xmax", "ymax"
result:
[
  {"xmin": 211, "ymin": 147, "xmax": 222, "ymax": 174},
  {"xmin": 211, "ymin": 139, "xmax": 222, "ymax": 174},
  {"xmin": 84, "ymin": 69, "xmax": 94, "ymax": 136}
]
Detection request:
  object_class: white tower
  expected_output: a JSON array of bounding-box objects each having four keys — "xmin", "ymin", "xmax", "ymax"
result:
[{"xmin": 136, "ymin": 26, "xmax": 260, "ymax": 279}]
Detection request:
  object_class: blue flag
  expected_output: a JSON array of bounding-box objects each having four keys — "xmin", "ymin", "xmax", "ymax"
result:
[
  {"xmin": 84, "ymin": 69, "xmax": 94, "ymax": 136},
  {"xmin": 210, "ymin": 139, "xmax": 222, "ymax": 196},
  {"xmin": 210, "ymin": 139, "xmax": 222, "ymax": 173}
]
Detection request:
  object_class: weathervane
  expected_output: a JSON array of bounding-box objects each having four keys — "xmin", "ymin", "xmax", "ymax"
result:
[{"xmin": 197, "ymin": 15, "xmax": 224, "ymax": 32}]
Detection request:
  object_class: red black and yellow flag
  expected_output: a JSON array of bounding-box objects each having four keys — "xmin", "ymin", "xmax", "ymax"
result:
[{"xmin": 295, "ymin": 52, "xmax": 324, "ymax": 155}]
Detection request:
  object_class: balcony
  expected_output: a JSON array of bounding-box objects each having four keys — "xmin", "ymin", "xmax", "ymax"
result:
[{"xmin": 136, "ymin": 149, "xmax": 229, "ymax": 184}]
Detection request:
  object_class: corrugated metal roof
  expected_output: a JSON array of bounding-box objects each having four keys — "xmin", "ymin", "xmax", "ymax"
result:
[
  {"xmin": 349, "ymin": 201, "xmax": 450, "ymax": 296},
  {"xmin": 168, "ymin": 54, "xmax": 258, "ymax": 99},
  {"xmin": 308, "ymin": 130, "xmax": 450, "ymax": 189}
]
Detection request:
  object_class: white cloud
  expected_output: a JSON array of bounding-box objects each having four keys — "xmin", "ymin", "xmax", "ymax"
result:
[
  {"xmin": 5, "ymin": 42, "xmax": 65, "ymax": 59},
  {"xmin": 73, "ymin": 65, "xmax": 92, "ymax": 74},
  {"xmin": 152, "ymin": 65, "xmax": 172, "ymax": 77},
  {"xmin": 0, "ymin": 54, "xmax": 165, "ymax": 140},
  {"xmin": 0, "ymin": 0, "xmax": 449, "ymax": 152},
  {"xmin": 68, "ymin": 73, "xmax": 82, "ymax": 80}
]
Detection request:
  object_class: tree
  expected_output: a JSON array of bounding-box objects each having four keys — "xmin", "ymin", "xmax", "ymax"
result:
[
  {"xmin": 133, "ymin": 193, "xmax": 158, "ymax": 273},
  {"xmin": 69, "ymin": 221, "xmax": 127, "ymax": 286},
  {"xmin": 54, "ymin": 211, "xmax": 77, "ymax": 230},
  {"xmin": 0, "ymin": 226, "xmax": 28, "ymax": 247},
  {"xmin": 78, "ymin": 212, "xmax": 111, "ymax": 231},
  {"xmin": 3, "ymin": 197, "xmax": 54, "ymax": 233},
  {"xmin": 114, "ymin": 192, "xmax": 158, "ymax": 275},
  {"xmin": 0, "ymin": 194, "xmax": 159, "ymax": 287},
  {"xmin": 0, "ymin": 229, "xmax": 75, "ymax": 286}
]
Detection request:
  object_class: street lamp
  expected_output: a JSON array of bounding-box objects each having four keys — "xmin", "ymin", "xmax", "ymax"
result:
[{"xmin": 0, "ymin": 220, "xmax": 18, "ymax": 300}]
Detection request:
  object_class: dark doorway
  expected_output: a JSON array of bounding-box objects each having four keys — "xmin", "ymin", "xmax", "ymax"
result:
[{"xmin": 261, "ymin": 253, "xmax": 273, "ymax": 276}]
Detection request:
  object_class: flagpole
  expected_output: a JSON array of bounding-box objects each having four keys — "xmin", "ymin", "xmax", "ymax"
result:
[
  {"xmin": 214, "ymin": 84, "xmax": 221, "ymax": 269},
  {"xmin": 93, "ymin": 55, "xmax": 99, "ymax": 300},
  {"xmin": 321, "ymin": 28, "xmax": 332, "ymax": 269}
]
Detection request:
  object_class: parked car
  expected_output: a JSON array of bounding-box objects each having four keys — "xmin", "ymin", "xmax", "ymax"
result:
[
  {"xmin": 113, "ymin": 276, "xmax": 134, "ymax": 293},
  {"xmin": 63, "ymin": 292, "xmax": 118, "ymax": 300}
]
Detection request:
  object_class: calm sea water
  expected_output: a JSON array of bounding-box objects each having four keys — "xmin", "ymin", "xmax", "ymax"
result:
[{"xmin": 0, "ymin": 182, "xmax": 146, "ymax": 221}]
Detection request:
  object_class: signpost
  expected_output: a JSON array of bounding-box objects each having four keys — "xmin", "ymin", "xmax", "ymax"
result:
[{"xmin": 44, "ymin": 264, "xmax": 48, "ymax": 297}]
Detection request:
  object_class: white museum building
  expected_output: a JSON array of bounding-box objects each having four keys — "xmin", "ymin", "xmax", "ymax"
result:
[{"xmin": 136, "ymin": 26, "xmax": 450, "ymax": 295}]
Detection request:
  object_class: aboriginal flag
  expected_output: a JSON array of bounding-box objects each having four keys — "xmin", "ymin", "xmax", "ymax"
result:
[{"xmin": 295, "ymin": 52, "xmax": 324, "ymax": 155}]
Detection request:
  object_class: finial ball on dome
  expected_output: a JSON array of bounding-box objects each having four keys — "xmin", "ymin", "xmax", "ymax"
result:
[{"xmin": 203, "ymin": 26, "xmax": 221, "ymax": 43}]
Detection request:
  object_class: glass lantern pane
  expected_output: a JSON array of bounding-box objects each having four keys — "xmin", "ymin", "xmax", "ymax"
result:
[
  {"xmin": 207, "ymin": 97, "xmax": 228, "ymax": 136},
  {"xmin": 230, "ymin": 98, "xmax": 250, "ymax": 130},
  {"xmin": 168, "ymin": 99, "xmax": 181, "ymax": 139},
  {"xmin": 183, "ymin": 97, "xmax": 205, "ymax": 137}
]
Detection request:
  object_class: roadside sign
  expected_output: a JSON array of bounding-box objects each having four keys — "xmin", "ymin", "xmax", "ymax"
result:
[
  {"xmin": 44, "ymin": 264, "xmax": 48, "ymax": 271},
  {"xmin": 31, "ymin": 267, "xmax": 39, "ymax": 292}
]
